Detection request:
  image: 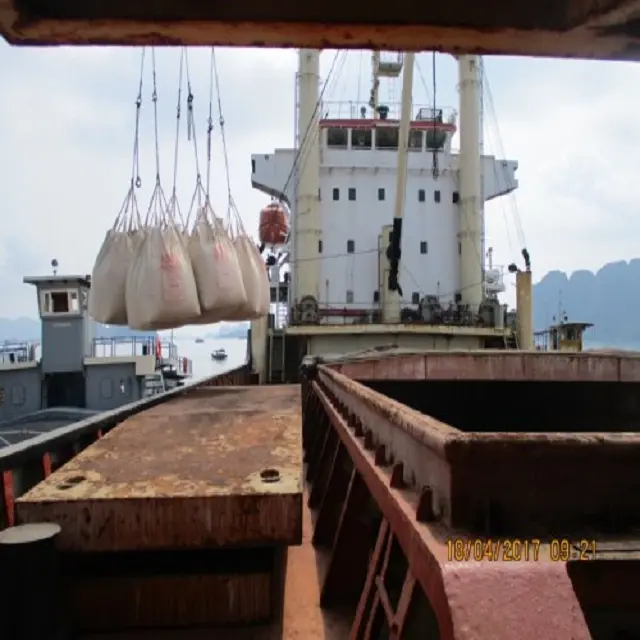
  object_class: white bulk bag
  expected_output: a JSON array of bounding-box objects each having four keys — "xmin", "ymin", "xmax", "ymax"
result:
[
  {"xmin": 227, "ymin": 234, "xmax": 271, "ymax": 321},
  {"xmin": 126, "ymin": 222, "xmax": 201, "ymax": 330},
  {"xmin": 189, "ymin": 207, "xmax": 248, "ymax": 323},
  {"xmin": 89, "ymin": 194, "xmax": 141, "ymax": 325}
]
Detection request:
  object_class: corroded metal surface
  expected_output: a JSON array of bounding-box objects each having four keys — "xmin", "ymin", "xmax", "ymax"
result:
[
  {"xmin": 307, "ymin": 373, "xmax": 640, "ymax": 639},
  {"xmin": 3, "ymin": 0, "xmax": 640, "ymax": 59},
  {"xmin": 326, "ymin": 349, "xmax": 640, "ymax": 382},
  {"xmin": 71, "ymin": 571, "xmax": 273, "ymax": 629},
  {"xmin": 316, "ymin": 365, "xmax": 640, "ymax": 537},
  {"xmin": 79, "ymin": 496, "xmax": 354, "ymax": 639},
  {"xmin": 16, "ymin": 385, "xmax": 303, "ymax": 551}
]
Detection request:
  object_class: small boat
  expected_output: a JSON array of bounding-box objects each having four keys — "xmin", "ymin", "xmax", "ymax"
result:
[
  {"xmin": 211, "ymin": 348, "xmax": 228, "ymax": 361},
  {"xmin": 195, "ymin": 337, "xmax": 204, "ymax": 344}
]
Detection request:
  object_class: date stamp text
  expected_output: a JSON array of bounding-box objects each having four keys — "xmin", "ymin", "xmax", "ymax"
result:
[{"xmin": 446, "ymin": 538, "xmax": 597, "ymax": 562}]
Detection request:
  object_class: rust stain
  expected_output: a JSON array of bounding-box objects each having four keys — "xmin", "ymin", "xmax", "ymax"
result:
[{"xmin": 20, "ymin": 386, "xmax": 302, "ymax": 501}]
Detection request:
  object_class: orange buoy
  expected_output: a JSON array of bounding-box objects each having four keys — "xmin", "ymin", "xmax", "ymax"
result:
[
  {"xmin": 155, "ymin": 337, "xmax": 162, "ymax": 359},
  {"xmin": 259, "ymin": 202, "xmax": 289, "ymax": 246}
]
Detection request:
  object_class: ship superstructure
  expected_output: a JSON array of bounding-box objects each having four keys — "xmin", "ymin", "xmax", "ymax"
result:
[{"xmin": 250, "ymin": 52, "xmax": 530, "ymax": 382}]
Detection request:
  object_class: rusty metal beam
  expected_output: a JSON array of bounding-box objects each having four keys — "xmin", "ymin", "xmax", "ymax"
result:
[{"xmin": 3, "ymin": 0, "xmax": 640, "ymax": 60}]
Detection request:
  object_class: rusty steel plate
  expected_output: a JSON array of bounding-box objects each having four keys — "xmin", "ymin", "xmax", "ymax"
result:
[
  {"xmin": 16, "ymin": 385, "xmax": 303, "ymax": 551},
  {"xmin": 326, "ymin": 349, "xmax": 640, "ymax": 382}
]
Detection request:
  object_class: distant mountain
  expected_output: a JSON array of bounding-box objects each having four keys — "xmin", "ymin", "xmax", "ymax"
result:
[
  {"xmin": 205, "ymin": 322, "xmax": 249, "ymax": 339},
  {"xmin": 0, "ymin": 317, "xmax": 156, "ymax": 342},
  {"xmin": 533, "ymin": 259, "xmax": 640, "ymax": 349}
]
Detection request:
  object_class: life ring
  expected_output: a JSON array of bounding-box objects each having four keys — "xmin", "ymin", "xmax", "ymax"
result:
[{"xmin": 155, "ymin": 339, "xmax": 162, "ymax": 359}]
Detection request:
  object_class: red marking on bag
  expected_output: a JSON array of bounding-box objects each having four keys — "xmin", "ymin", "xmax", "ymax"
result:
[{"xmin": 161, "ymin": 252, "xmax": 185, "ymax": 304}]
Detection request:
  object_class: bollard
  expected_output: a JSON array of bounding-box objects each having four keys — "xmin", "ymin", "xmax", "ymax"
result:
[{"xmin": 0, "ymin": 523, "xmax": 63, "ymax": 639}]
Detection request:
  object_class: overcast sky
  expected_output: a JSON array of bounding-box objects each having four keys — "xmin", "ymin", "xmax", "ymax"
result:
[{"xmin": 0, "ymin": 44, "xmax": 638, "ymax": 319}]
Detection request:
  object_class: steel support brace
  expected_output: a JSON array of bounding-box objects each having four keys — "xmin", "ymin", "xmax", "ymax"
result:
[{"xmin": 308, "ymin": 377, "xmax": 594, "ymax": 640}]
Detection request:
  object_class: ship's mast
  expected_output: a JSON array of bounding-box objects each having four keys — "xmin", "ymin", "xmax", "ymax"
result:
[
  {"xmin": 294, "ymin": 49, "xmax": 322, "ymax": 304},
  {"xmin": 457, "ymin": 55, "xmax": 484, "ymax": 311}
]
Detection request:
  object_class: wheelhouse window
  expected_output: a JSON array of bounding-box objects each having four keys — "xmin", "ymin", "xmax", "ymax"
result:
[
  {"xmin": 40, "ymin": 289, "xmax": 80, "ymax": 316},
  {"xmin": 376, "ymin": 126, "xmax": 399, "ymax": 150},
  {"xmin": 327, "ymin": 127, "xmax": 348, "ymax": 148},
  {"xmin": 352, "ymin": 128, "xmax": 372, "ymax": 150},
  {"xmin": 348, "ymin": 188, "xmax": 356, "ymax": 201},
  {"xmin": 51, "ymin": 292, "xmax": 70, "ymax": 313}
]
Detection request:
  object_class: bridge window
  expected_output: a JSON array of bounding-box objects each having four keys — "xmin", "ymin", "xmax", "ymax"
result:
[
  {"xmin": 346, "ymin": 290, "xmax": 354, "ymax": 304},
  {"xmin": 434, "ymin": 190, "xmax": 441, "ymax": 203},
  {"xmin": 333, "ymin": 188, "xmax": 340, "ymax": 201},
  {"xmin": 378, "ymin": 188, "xmax": 385, "ymax": 201},
  {"xmin": 347, "ymin": 239, "xmax": 355, "ymax": 253},
  {"xmin": 412, "ymin": 292, "xmax": 420, "ymax": 304},
  {"xmin": 318, "ymin": 239, "xmax": 323, "ymax": 253},
  {"xmin": 327, "ymin": 127, "xmax": 348, "ymax": 148},
  {"xmin": 420, "ymin": 241, "xmax": 428, "ymax": 254},
  {"xmin": 352, "ymin": 128, "xmax": 372, "ymax": 150},
  {"xmin": 409, "ymin": 129, "xmax": 423, "ymax": 150},
  {"xmin": 348, "ymin": 188, "xmax": 356, "ymax": 201},
  {"xmin": 418, "ymin": 189, "xmax": 426, "ymax": 202},
  {"xmin": 376, "ymin": 126, "xmax": 398, "ymax": 150},
  {"xmin": 453, "ymin": 191, "xmax": 460, "ymax": 204}
]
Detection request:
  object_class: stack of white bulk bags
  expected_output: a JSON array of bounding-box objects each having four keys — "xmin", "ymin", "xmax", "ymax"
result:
[{"xmin": 88, "ymin": 188, "xmax": 142, "ymax": 326}]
